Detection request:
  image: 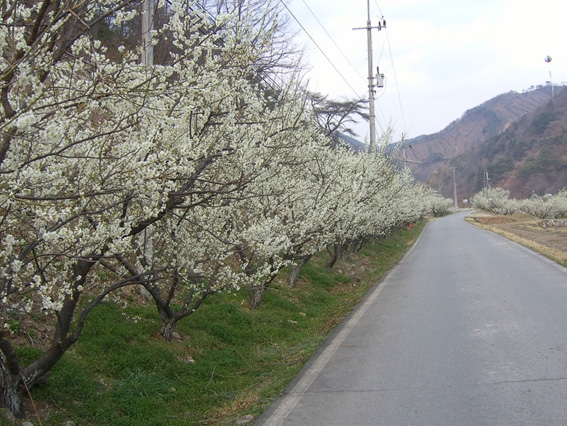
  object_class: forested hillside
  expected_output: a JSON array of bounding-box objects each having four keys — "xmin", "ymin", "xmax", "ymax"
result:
[
  {"xmin": 429, "ymin": 87, "xmax": 567, "ymax": 200},
  {"xmin": 401, "ymin": 85, "xmax": 567, "ymax": 201}
]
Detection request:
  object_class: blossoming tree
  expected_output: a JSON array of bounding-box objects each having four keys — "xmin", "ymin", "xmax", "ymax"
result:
[
  {"xmin": 0, "ymin": 0, "xmax": 304, "ymax": 415},
  {"xmin": 0, "ymin": 0, "xmax": 450, "ymax": 417}
]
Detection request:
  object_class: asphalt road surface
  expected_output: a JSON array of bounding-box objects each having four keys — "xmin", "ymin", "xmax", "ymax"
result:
[{"xmin": 255, "ymin": 211, "xmax": 567, "ymax": 426}]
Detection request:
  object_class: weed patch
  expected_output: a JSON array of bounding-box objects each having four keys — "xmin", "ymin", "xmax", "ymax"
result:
[{"xmin": 18, "ymin": 221, "xmax": 427, "ymax": 425}]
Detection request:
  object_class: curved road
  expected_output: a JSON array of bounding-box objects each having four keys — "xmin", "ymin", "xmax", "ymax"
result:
[{"xmin": 255, "ymin": 211, "xmax": 567, "ymax": 426}]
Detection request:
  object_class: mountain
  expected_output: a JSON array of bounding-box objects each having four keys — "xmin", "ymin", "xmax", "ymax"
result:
[
  {"xmin": 338, "ymin": 132, "xmax": 366, "ymax": 152},
  {"xmin": 400, "ymin": 84, "xmax": 567, "ymax": 201}
]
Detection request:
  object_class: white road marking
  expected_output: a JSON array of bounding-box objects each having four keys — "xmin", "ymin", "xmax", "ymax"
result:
[{"xmin": 261, "ymin": 266, "xmax": 404, "ymax": 425}]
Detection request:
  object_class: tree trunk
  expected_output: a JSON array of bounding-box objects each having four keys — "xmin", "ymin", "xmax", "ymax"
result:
[
  {"xmin": 0, "ymin": 260, "xmax": 94, "ymax": 417},
  {"xmin": 325, "ymin": 243, "xmax": 340, "ymax": 269},
  {"xmin": 159, "ymin": 317, "xmax": 178, "ymax": 341},
  {"xmin": 246, "ymin": 257, "xmax": 281, "ymax": 309},
  {"xmin": 138, "ymin": 285, "xmax": 153, "ymax": 303},
  {"xmin": 288, "ymin": 256, "xmax": 311, "ymax": 288},
  {"xmin": 0, "ymin": 371, "xmax": 23, "ymax": 419},
  {"xmin": 0, "ymin": 335, "xmax": 23, "ymax": 418},
  {"xmin": 288, "ymin": 265, "xmax": 301, "ymax": 288},
  {"xmin": 248, "ymin": 284, "xmax": 266, "ymax": 309},
  {"xmin": 351, "ymin": 238, "xmax": 366, "ymax": 253}
]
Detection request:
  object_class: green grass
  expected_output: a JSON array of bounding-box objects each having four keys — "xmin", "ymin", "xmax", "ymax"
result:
[{"xmin": 18, "ymin": 221, "xmax": 427, "ymax": 426}]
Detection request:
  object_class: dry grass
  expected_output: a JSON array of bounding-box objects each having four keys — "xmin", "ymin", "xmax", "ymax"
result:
[{"xmin": 466, "ymin": 211, "xmax": 567, "ymax": 266}]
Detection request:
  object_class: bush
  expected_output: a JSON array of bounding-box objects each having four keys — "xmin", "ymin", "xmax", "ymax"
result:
[
  {"xmin": 531, "ymin": 112, "xmax": 557, "ymax": 134},
  {"xmin": 470, "ymin": 187, "xmax": 520, "ymax": 215},
  {"xmin": 472, "ymin": 187, "xmax": 567, "ymax": 219},
  {"xmin": 519, "ymin": 189, "xmax": 567, "ymax": 219}
]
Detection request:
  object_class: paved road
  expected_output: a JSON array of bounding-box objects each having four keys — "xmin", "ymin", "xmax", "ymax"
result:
[{"xmin": 255, "ymin": 211, "xmax": 567, "ymax": 426}]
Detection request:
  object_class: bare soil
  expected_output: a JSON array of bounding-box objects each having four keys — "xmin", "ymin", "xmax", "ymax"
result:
[{"xmin": 467, "ymin": 211, "xmax": 567, "ymax": 265}]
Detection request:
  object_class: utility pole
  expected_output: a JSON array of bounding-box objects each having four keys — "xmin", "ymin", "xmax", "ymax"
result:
[
  {"xmin": 483, "ymin": 170, "xmax": 489, "ymax": 197},
  {"xmin": 141, "ymin": 0, "xmax": 155, "ymax": 270},
  {"xmin": 401, "ymin": 133, "xmax": 407, "ymax": 167},
  {"xmin": 451, "ymin": 163, "xmax": 458, "ymax": 210},
  {"xmin": 365, "ymin": 0, "xmax": 376, "ymax": 152},
  {"xmin": 354, "ymin": 1, "xmax": 385, "ymax": 152},
  {"xmin": 141, "ymin": 0, "xmax": 155, "ymax": 66}
]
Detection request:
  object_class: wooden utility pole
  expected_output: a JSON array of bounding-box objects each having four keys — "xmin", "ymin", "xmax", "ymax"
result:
[
  {"xmin": 483, "ymin": 170, "xmax": 490, "ymax": 197},
  {"xmin": 365, "ymin": 0, "xmax": 376, "ymax": 152},
  {"xmin": 141, "ymin": 0, "xmax": 155, "ymax": 66},
  {"xmin": 451, "ymin": 164, "xmax": 458, "ymax": 210},
  {"xmin": 141, "ymin": 0, "xmax": 155, "ymax": 269},
  {"xmin": 354, "ymin": 1, "xmax": 385, "ymax": 152}
]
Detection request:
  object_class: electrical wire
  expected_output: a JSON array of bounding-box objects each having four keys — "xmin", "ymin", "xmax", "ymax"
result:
[
  {"xmin": 373, "ymin": 0, "xmax": 384, "ymax": 19},
  {"xmin": 370, "ymin": 0, "xmax": 408, "ymax": 138},
  {"xmin": 373, "ymin": 0, "xmax": 408, "ymax": 136},
  {"xmin": 280, "ymin": 0, "xmax": 361, "ymax": 98},
  {"xmin": 384, "ymin": 28, "xmax": 407, "ymax": 135},
  {"xmin": 300, "ymin": 0, "xmax": 366, "ymax": 84}
]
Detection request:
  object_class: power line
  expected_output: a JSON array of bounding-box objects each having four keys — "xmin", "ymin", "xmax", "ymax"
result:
[
  {"xmin": 368, "ymin": 0, "xmax": 407, "ymax": 138},
  {"xmin": 280, "ymin": 0, "xmax": 361, "ymax": 97},
  {"xmin": 371, "ymin": 0, "xmax": 407, "ymax": 136},
  {"xmin": 384, "ymin": 29, "xmax": 407, "ymax": 134},
  {"xmin": 373, "ymin": 0, "xmax": 384, "ymax": 19},
  {"xmin": 300, "ymin": 0, "xmax": 366, "ymax": 83}
]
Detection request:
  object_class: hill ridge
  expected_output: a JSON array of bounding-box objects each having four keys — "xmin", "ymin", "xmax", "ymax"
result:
[{"xmin": 401, "ymin": 85, "xmax": 566, "ymax": 201}]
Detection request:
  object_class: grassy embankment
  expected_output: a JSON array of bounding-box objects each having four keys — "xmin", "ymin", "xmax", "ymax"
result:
[{"xmin": 13, "ymin": 221, "xmax": 427, "ymax": 426}]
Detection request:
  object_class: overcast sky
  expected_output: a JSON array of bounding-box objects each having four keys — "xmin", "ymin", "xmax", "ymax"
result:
[{"xmin": 285, "ymin": 0, "xmax": 566, "ymax": 142}]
